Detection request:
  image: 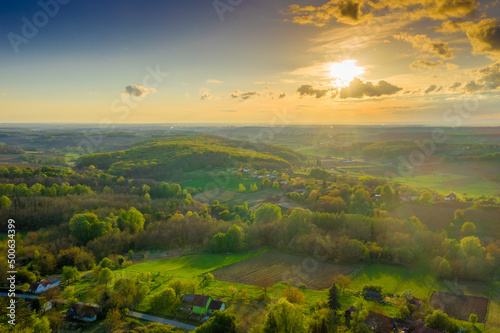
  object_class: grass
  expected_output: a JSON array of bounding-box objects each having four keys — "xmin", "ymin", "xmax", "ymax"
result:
[{"xmin": 350, "ymin": 263, "xmax": 435, "ymax": 299}]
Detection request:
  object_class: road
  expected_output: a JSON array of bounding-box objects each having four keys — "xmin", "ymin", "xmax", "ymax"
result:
[
  {"xmin": 0, "ymin": 292, "xmax": 39, "ymax": 299},
  {"xmin": 128, "ymin": 311, "xmax": 198, "ymax": 331}
]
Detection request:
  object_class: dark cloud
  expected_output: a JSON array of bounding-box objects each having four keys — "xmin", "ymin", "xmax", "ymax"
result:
[
  {"xmin": 449, "ymin": 82, "xmax": 462, "ymax": 90},
  {"xmin": 338, "ymin": 78, "xmax": 402, "ymax": 99},
  {"xmin": 285, "ymin": 0, "xmax": 478, "ymax": 26},
  {"xmin": 231, "ymin": 90, "xmax": 260, "ymax": 101},
  {"xmin": 122, "ymin": 85, "xmax": 157, "ymax": 97},
  {"xmin": 424, "ymin": 84, "xmax": 438, "ymax": 94},
  {"xmin": 410, "ymin": 60, "xmax": 444, "ymax": 70},
  {"xmin": 297, "ymin": 85, "xmax": 331, "ymax": 98},
  {"xmin": 466, "ymin": 19, "xmax": 500, "ymax": 58}
]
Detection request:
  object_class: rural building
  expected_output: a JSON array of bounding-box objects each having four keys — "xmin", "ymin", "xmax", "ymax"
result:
[
  {"xmin": 208, "ymin": 300, "xmax": 225, "ymax": 314},
  {"xmin": 66, "ymin": 304, "xmax": 100, "ymax": 322},
  {"xmin": 182, "ymin": 294, "xmax": 213, "ymax": 314},
  {"xmin": 28, "ymin": 277, "xmax": 60, "ymax": 294},
  {"xmin": 364, "ymin": 289, "xmax": 382, "ymax": 300},
  {"xmin": 445, "ymin": 192, "xmax": 457, "ymax": 201},
  {"xmin": 344, "ymin": 306, "xmax": 356, "ymax": 325},
  {"xmin": 294, "ymin": 189, "xmax": 306, "ymax": 194},
  {"xmin": 364, "ymin": 312, "xmax": 395, "ymax": 332}
]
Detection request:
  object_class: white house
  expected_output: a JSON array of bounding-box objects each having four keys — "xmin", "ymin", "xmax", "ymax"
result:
[{"xmin": 28, "ymin": 277, "xmax": 60, "ymax": 294}]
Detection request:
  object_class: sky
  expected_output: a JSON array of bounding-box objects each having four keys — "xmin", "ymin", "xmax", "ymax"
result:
[{"xmin": 1, "ymin": 0, "xmax": 500, "ymax": 125}]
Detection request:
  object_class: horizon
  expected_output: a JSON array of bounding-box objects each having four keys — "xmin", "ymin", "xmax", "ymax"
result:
[{"xmin": 1, "ymin": 1, "xmax": 500, "ymax": 125}]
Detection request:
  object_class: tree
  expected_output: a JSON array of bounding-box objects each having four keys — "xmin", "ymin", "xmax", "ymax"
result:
[
  {"xmin": 0, "ymin": 195, "xmax": 11, "ymax": 209},
  {"xmin": 118, "ymin": 207, "xmax": 145, "ymax": 233},
  {"xmin": 104, "ymin": 309, "xmax": 123, "ymax": 332},
  {"xmin": 254, "ymin": 203, "xmax": 282, "ymax": 224},
  {"xmin": 228, "ymin": 286, "xmax": 237, "ymax": 299},
  {"xmin": 238, "ymin": 183, "xmax": 246, "ymax": 192},
  {"xmin": 31, "ymin": 314, "xmax": 52, "ymax": 333},
  {"xmin": 281, "ymin": 286, "xmax": 305, "ymax": 304},
  {"xmin": 461, "ymin": 222, "xmax": 477, "ymax": 236},
  {"xmin": 69, "ymin": 213, "xmax": 110, "ymax": 244},
  {"xmin": 195, "ymin": 310, "xmax": 237, "ymax": 333},
  {"xmin": 62, "ymin": 266, "xmax": 80, "ymax": 283},
  {"xmin": 459, "ymin": 236, "xmax": 484, "ymax": 257},
  {"xmin": 226, "ymin": 224, "xmax": 244, "ymax": 252},
  {"xmin": 150, "ymin": 287, "xmax": 176, "ymax": 311},
  {"xmin": 418, "ymin": 189, "xmax": 432, "ymax": 204},
  {"xmin": 328, "ymin": 284, "xmax": 341, "ymax": 310},
  {"xmin": 99, "ymin": 267, "xmax": 114, "ymax": 285},
  {"xmin": 454, "ymin": 209, "xmax": 465, "ymax": 221},
  {"xmin": 250, "ymin": 183, "xmax": 258, "ymax": 192},
  {"xmin": 332, "ymin": 274, "xmax": 351, "ymax": 294},
  {"xmin": 469, "ymin": 313, "xmax": 478, "ymax": 326},
  {"xmin": 256, "ymin": 275, "xmax": 274, "ymax": 297},
  {"xmin": 263, "ymin": 298, "xmax": 306, "ymax": 333}
]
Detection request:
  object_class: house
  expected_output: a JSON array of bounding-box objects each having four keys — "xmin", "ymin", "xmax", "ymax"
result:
[
  {"xmin": 208, "ymin": 300, "xmax": 225, "ymax": 314},
  {"xmin": 182, "ymin": 294, "xmax": 212, "ymax": 315},
  {"xmin": 364, "ymin": 290, "xmax": 382, "ymax": 300},
  {"xmin": 364, "ymin": 312, "xmax": 395, "ymax": 332},
  {"xmin": 28, "ymin": 277, "xmax": 60, "ymax": 294},
  {"xmin": 344, "ymin": 306, "xmax": 356, "ymax": 325},
  {"xmin": 294, "ymin": 189, "xmax": 307, "ymax": 194},
  {"xmin": 445, "ymin": 192, "xmax": 457, "ymax": 201},
  {"xmin": 66, "ymin": 304, "xmax": 99, "ymax": 322}
]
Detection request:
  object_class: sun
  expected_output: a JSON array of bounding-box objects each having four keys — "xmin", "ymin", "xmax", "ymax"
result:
[{"xmin": 328, "ymin": 60, "xmax": 364, "ymax": 88}]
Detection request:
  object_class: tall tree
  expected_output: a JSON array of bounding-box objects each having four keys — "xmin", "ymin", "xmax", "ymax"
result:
[
  {"xmin": 195, "ymin": 311, "xmax": 237, "ymax": 333},
  {"xmin": 328, "ymin": 284, "xmax": 341, "ymax": 310}
]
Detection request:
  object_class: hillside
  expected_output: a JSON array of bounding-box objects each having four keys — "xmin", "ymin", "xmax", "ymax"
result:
[{"xmin": 75, "ymin": 134, "xmax": 304, "ymax": 179}]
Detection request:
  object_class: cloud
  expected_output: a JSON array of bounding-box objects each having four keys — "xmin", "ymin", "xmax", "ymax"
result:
[
  {"xmin": 231, "ymin": 90, "xmax": 260, "ymax": 101},
  {"xmin": 122, "ymin": 85, "xmax": 157, "ymax": 98},
  {"xmin": 284, "ymin": 0, "xmax": 373, "ymax": 26},
  {"xmin": 465, "ymin": 19, "xmax": 500, "ymax": 58},
  {"xmin": 410, "ymin": 59, "xmax": 444, "ymax": 70},
  {"xmin": 339, "ymin": 78, "xmax": 402, "ymax": 98},
  {"xmin": 200, "ymin": 88, "xmax": 216, "ymax": 100},
  {"xmin": 220, "ymin": 110, "xmax": 237, "ymax": 113},
  {"xmin": 478, "ymin": 62, "xmax": 500, "ymax": 89},
  {"xmin": 206, "ymin": 79, "xmax": 223, "ymax": 84},
  {"xmin": 449, "ymin": 82, "xmax": 462, "ymax": 90},
  {"xmin": 297, "ymin": 85, "xmax": 332, "ymax": 98},
  {"xmin": 284, "ymin": 0, "xmax": 478, "ymax": 27},
  {"xmin": 279, "ymin": 93, "xmax": 286, "ymax": 99},
  {"xmin": 463, "ymin": 80, "xmax": 484, "ymax": 93},
  {"xmin": 1, "ymin": 92, "xmax": 7, "ymax": 96},
  {"xmin": 424, "ymin": 84, "xmax": 438, "ymax": 94},
  {"xmin": 394, "ymin": 33, "xmax": 454, "ymax": 59}
]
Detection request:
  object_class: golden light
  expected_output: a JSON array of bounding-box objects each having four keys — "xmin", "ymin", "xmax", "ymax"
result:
[{"xmin": 328, "ymin": 60, "xmax": 364, "ymax": 88}]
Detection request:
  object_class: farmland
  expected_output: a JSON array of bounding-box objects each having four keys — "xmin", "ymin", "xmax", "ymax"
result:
[
  {"xmin": 430, "ymin": 291, "xmax": 490, "ymax": 323},
  {"xmin": 211, "ymin": 252, "xmax": 357, "ymax": 290}
]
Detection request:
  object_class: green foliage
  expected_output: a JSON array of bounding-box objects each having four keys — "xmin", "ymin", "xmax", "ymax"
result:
[
  {"xmin": 69, "ymin": 213, "xmax": 111, "ymax": 244},
  {"xmin": 0, "ymin": 195, "xmax": 11, "ymax": 209},
  {"xmin": 263, "ymin": 298, "xmax": 306, "ymax": 333},
  {"xmin": 62, "ymin": 266, "xmax": 80, "ymax": 283},
  {"xmin": 238, "ymin": 183, "xmax": 246, "ymax": 192},
  {"xmin": 99, "ymin": 267, "xmax": 114, "ymax": 285},
  {"xmin": 328, "ymin": 284, "xmax": 341, "ymax": 310},
  {"xmin": 195, "ymin": 310, "xmax": 238, "ymax": 333},
  {"xmin": 118, "ymin": 207, "xmax": 145, "ymax": 233},
  {"xmin": 425, "ymin": 310, "xmax": 460, "ymax": 332},
  {"xmin": 461, "ymin": 222, "xmax": 476, "ymax": 236},
  {"xmin": 469, "ymin": 313, "xmax": 478, "ymax": 325},
  {"xmin": 150, "ymin": 287, "xmax": 177, "ymax": 311},
  {"xmin": 254, "ymin": 203, "xmax": 282, "ymax": 224},
  {"xmin": 308, "ymin": 168, "xmax": 331, "ymax": 180}
]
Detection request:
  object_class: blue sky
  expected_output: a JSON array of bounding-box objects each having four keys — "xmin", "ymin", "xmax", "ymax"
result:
[{"xmin": 1, "ymin": 0, "xmax": 500, "ymax": 124}]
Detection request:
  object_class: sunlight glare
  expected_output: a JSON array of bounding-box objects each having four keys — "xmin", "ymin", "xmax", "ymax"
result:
[{"xmin": 328, "ymin": 60, "xmax": 364, "ymax": 88}]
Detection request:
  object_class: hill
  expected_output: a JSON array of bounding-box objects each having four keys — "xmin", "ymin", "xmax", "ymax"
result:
[{"xmin": 75, "ymin": 134, "xmax": 304, "ymax": 179}]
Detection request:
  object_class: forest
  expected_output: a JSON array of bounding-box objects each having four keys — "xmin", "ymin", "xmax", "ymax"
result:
[{"xmin": 0, "ymin": 128, "xmax": 499, "ymax": 333}]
